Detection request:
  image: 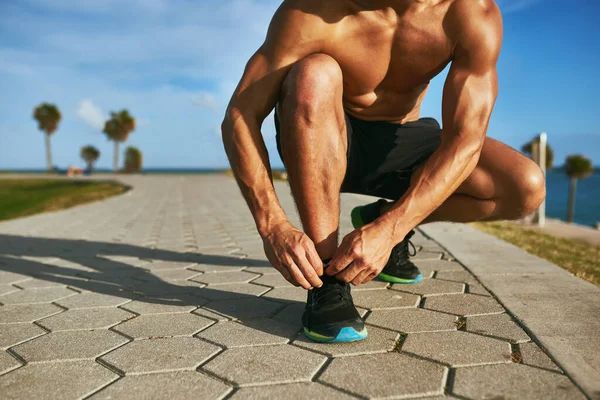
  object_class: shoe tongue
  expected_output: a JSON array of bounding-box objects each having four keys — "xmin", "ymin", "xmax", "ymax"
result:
[
  {"xmin": 312, "ymin": 274, "xmax": 347, "ymax": 309},
  {"xmin": 321, "ymin": 273, "xmax": 344, "ymax": 286}
]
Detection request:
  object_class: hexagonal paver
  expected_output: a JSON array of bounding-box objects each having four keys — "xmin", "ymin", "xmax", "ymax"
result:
[
  {"xmin": 0, "ymin": 287, "xmax": 77, "ymax": 305},
  {"xmin": 262, "ymin": 287, "xmax": 307, "ymax": 302},
  {"xmin": 114, "ymin": 313, "xmax": 214, "ymax": 339},
  {"xmin": 203, "ymin": 345, "xmax": 326, "ymax": 386},
  {"xmin": 90, "ymin": 371, "xmax": 232, "ymax": 399},
  {"xmin": 38, "ymin": 308, "xmax": 135, "ymax": 331},
  {"xmin": 139, "ymin": 261, "xmax": 197, "ymax": 270},
  {"xmin": 0, "ymin": 351, "xmax": 22, "ymax": 374},
  {"xmin": 100, "ymin": 337, "xmax": 221, "ymax": 375},
  {"xmin": 293, "ymin": 325, "xmax": 398, "ymax": 357},
  {"xmin": 56, "ymin": 292, "xmax": 135, "ymax": 309},
  {"xmin": 12, "ymin": 330, "xmax": 128, "ymax": 362},
  {"xmin": 0, "ymin": 323, "xmax": 47, "ymax": 349},
  {"xmin": 413, "ymin": 260, "xmax": 465, "ymax": 274},
  {"xmin": 367, "ymin": 308, "xmax": 457, "ymax": 333},
  {"xmin": 319, "ymin": 352, "xmax": 446, "ymax": 398},
  {"xmin": 251, "ymin": 274, "xmax": 293, "ymax": 288},
  {"xmin": 435, "ymin": 270, "xmax": 478, "ymax": 284},
  {"xmin": 198, "ymin": 320, "xmax": 299, "ymax": 347},
  {"xmin": 120, "ymin": 296, "xmax": 204, "ymax": 314},
  {"xmin": 194, "ymin": 283, "xmax": 270, "ymax": 301},
  {"xmin": 519, "ymin": 342, "xmax": 561, "ymax": 371},
  {"xmin": 352, "ymin": 289, "xmax": 420, "ymax": 310},
  {"xmin": 191, "ymin": 271, "xmax": 259, "ymax": 285},
  {"xmin": 13, "ymin": 279, "xmax": 66, "ymax": 289},
  {"xmin": 0, "ymin": 285, "xmax": 19, "ymax": 296},
  {"xmin": 424, "ymin": 294, "xmax": 504, "ymax": 316},
  {"xmin": 452, "ymin": 363, "xmax": 585, "ymax": 399},
  {"xmin": 467, "ymin": 283, "xmax": 491, "ymax": 296},
  {"xmin": 466, "ymin": 313, "xmax": 530, "ymax": 343},
  {"xmin": 0, "ymin": 360, "xmax": 118, "ymax": 398},
  {"xmin": 353, "ymin": 279, "xmax": 390, "ymax": 291},
  {"xmin": 411, "ymin": 251, "xmax": 443, "ymax": 261},
  {"xmin": 231, "ymin": 382, "xmax": 356, "ymax": 399},
  {"xmin": 0, "ymin": 271, "xmax": 30, "ymax": 285},
  {"xmin": 203, "ymin": 297, "xmax": 285, "ymax": 320},
  {"xmin": 272, "ymin": 303, "xmax": 305, "ymax": 326},
  {"xmin": 402, "ymin": 331, "xmax": 511, "ymax": 366},
  {"xmin": 138, "ymin": 269, "xmax": 201, "ymax": 281},
  {"xmin": 193, "ymin": 307, "xmax": 231, "ymax": 321},
  {"xmin": 392, "ymin": 279, "xmax": 465, "ymax": 296},
  {"xmin": 0, "ymin": 304, "xmax": 63, "ymax": 324},
  {"xmin": 189, "ymin": 264, "xmax": 247, "ymax": 273}
]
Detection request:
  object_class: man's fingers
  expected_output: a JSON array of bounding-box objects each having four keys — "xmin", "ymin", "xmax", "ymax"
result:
[
  {"xmin": 352, "ymin": 268, "xmax": 374, "ymax": 286},
  {"xmin": 286, "ymin": 261, "xmax": 312, "ymax": 290},
  {"xmin": 326, "ymin": 252, "xmax": 354, "ymax": 276},
  {"xmin": 293, "ymin": 253, "xmax": 323, "ymax": 288},
  {"xmin": 362, "ymin": 271, "xmax": 379, "ymax": 285},
  {"xmin": 336, "ymin": 261, "xmax": 363, "ymax": 283},
  {"xmin": 305, "ymin": 246, "xmax": 324, "ymax": 277},
  {"xmin": 276, "ymin": 266, "xmax": 298, "ymax": 287}
]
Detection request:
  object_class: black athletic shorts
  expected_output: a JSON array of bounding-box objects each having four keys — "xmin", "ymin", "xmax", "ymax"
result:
[{"xmin": 274, "ymin": 109, "xmax": 442, "ymax": 201}]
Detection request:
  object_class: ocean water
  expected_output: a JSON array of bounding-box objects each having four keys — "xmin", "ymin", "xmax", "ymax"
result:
[{"xmin": 545, "ymin": 170, "xmax": 599, "ymax": 227}]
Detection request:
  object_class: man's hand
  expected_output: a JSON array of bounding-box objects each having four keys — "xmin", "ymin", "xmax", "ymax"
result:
[
  {"xmin": 326, "ymin": 223, "xmax": 395, "ymax": 286},
  {"xmin": 262, "ymin": 221, "xmax": 324, "ymax": 289}
]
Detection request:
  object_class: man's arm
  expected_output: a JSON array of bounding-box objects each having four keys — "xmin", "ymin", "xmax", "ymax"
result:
[
  {"xmin": 328, "ymin": 0, "xmax": 502, "ymax": 284},
  {"xmin": 378, "ymin": 0, "xmax": 503, "ymax": 239},
  {"xmin": 222, "ymin": 2, "xmax": 326, "ymax": 289}
]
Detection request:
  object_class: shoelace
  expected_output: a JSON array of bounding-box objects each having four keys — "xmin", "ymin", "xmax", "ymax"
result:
[
  {"xmin": 392, "ymin": 230, "xmax": 417, "ymax": 265},
  {"xmin": 312, "ymin": 278, "xmax": 349, "ymax": 308}
]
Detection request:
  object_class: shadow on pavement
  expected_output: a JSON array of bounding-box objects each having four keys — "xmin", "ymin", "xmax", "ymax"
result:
[{"xmin": 0, "ymin": 234, "xmax": 304, "ymax": 337}]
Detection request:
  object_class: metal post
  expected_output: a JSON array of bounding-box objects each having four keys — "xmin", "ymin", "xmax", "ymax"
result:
[{"xmin": 533, "ymin": 132, "xmax": 547, "ymax": 226}]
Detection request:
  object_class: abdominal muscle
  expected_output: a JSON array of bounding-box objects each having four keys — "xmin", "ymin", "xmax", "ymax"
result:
[{"xmin": 341, "ymin": 84, "xmax": 430, "ymax": 124}]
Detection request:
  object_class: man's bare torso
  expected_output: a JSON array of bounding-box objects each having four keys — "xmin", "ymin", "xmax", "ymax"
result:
[{"xmin": 284, "ymin": 0, "xmax": 457, "ymax": 123}]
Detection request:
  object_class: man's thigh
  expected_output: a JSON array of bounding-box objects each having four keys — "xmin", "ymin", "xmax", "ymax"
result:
[{"xmin": 455, "ymin": 137, "xmax": 542, "ymax": 200}]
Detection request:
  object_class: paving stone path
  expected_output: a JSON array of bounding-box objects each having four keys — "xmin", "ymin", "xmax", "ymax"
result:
[{"xmin": 0, "ymin": 175, "xmax": 594, "ymax": 399}]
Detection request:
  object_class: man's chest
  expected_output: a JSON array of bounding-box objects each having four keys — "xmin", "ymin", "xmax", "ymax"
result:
[{"xmin": 324, "ymin": 11, "xmax": 454, "ymax": 95}]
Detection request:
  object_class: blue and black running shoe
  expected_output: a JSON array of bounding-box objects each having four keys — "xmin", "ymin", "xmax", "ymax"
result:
[
  {"xmin": 351, "ymin": 199, "xmax": 423, "ymax": 284},
  {"xmin": 302, "ymin": 274, "xmax": 367, "ymax": 343}
]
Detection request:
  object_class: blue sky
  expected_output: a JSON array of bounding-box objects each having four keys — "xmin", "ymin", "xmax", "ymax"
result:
[{"xmin": 0, "ymin": 0, "xmax": 599, "ymax": 170}]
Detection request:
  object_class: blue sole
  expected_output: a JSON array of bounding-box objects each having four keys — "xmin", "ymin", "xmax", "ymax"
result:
[{"xmin": 303, "ymin": 327, "xmax": 368, "ymax": 343}]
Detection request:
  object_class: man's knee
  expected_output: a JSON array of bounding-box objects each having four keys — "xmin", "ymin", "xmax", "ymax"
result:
[
  {"xmin": 281, "ymin": 53, "xmax": 343, "ymax": 118},
  {"xmin": 505, "ymin": 161, "xmax": 546, "ymax": 219}
]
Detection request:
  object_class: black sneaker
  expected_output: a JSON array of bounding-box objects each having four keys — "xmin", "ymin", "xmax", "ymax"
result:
[
  {"xmin": 351, "ymin": 200, "xmax": 423, "ymax": 284},
  {"xmin": 302, "ymin": 274, "xmax": 367, "ymax": 343}
]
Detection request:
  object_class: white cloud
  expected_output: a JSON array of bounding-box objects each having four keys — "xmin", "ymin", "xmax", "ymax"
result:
[
  {"xmin": 192, "ymin": 92, "xmax": 217, "ymax": 109},
  {"xmin": 76, "ymin": 99, "xmax": 105, "ymax": 131},
  {"xmin": 0, "ymin": 1, "xmax": 283, "ymax": 168}
]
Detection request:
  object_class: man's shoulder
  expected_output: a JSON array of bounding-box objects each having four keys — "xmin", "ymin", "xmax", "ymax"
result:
[
  {"xmin": 263, "ymin": 0, "xmax": 340, "ymax": 52},
  {"xmin": 276, "ymin": 0, "xmax": 345, "ymax": 22},
  {"xmin": 445, "ymin": 0, "xmax": 503, "ymax": 56}
]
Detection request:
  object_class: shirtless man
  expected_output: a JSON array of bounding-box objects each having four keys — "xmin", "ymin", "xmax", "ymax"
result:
[{"xmin": 222, "ymin": 0, "xmax": 545, "ymax": 343}]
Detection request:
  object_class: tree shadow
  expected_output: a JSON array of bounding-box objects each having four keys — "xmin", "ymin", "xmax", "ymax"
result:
[{"xmin": 0, "ymin": 234, "xmax": 304, "ymax": 338}]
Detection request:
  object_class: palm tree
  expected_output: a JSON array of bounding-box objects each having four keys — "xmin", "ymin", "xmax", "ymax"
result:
[
  {"xmin": 103, "ymin": 110, "xmax": 136, "ymax": 172},
  {"xmin": 522, "ymin": 137, "xmax": 554, "ymax": 169},
  {"xmin": 564, "ymin": 154, "xmax": 593, "ymax": 223},
  {"xmin": 124, "ymin": 146, "xmax": 143, "ymax": 173},
  {"xmin": 80, "ymin": 145, "xmax": 100, "ymax": 172},
  {"xmin": 33, "ymin": 103, "xmax": 62, "ymax": 171}
]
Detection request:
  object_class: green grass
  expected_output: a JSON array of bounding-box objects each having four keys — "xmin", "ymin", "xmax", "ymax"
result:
[
  {"xmin": 0, "ymin": 179, "xmax": 127, "ymax": 221},
  {"xmin": 472, "ymin": 221, "xmax": 600, "ymax": 286}
]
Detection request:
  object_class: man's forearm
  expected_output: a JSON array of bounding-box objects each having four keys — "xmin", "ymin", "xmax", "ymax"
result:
[
  {"xmin": 375, "ymin": 135, "xmax": 483, "ymax": 242},
  {"xmin": 222, "ymin": 109, "xmax": 288, "ymax": 238}
]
